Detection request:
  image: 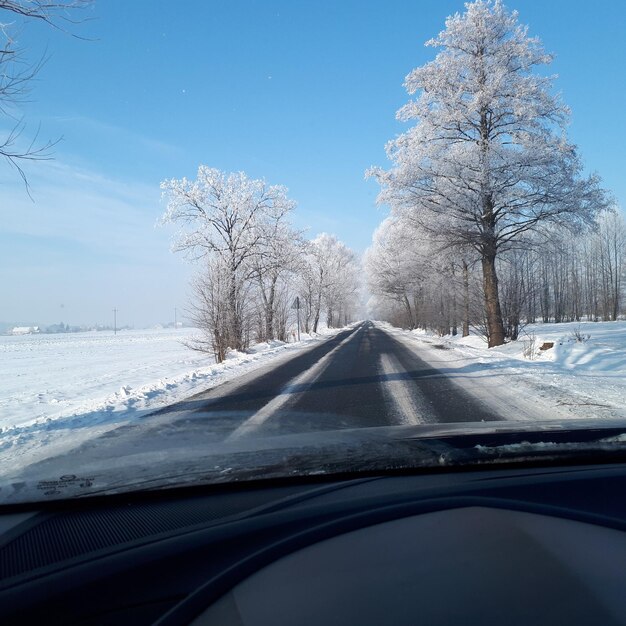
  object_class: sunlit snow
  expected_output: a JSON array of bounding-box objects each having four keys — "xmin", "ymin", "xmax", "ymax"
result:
[
  {"xmin": 0, "ymin": 326, "xmax": 341, "ymax": 476},
  {"xmin": 381, "ymin": 320, "xmax": 626, "ymax": 423}
]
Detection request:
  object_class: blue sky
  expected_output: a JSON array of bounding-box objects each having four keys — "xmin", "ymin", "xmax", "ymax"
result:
[{"xmin": 2, "ymin": 0, "xmax": 625, "ymax": 326}]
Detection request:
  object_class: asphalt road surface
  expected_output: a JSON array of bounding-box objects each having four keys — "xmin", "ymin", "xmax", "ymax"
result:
[
  {"xmin": 150, "ymin": 320, "xmax": 502, "ymax": 441},
  {"xmin": 11, "ymin": 321, "xmax": 504, "ymax": 488}
]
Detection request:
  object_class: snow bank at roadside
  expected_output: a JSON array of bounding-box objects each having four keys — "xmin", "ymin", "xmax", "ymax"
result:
[
  {"xmin": 0, "ymin": 325, "xmax": 346, "ymax": 473},
  {"xmin": 377, "ymin": 320, "xmax": 626, "ymax": 422}
]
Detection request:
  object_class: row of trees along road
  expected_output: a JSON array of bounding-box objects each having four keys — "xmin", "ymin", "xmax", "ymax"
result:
[
  {"xmin": 367, "ymin": 0, "xmax": 615, "ymax": 347},
  {"xmin": 161, "ymin": 167, "xmax": 361, "ymax": 362},
  {"xmin": 366, "ymin": 210, "xmax": 626, "ymax": 342}
]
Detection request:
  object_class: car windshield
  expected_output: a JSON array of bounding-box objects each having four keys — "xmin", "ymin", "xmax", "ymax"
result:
[{"xmin": 1, "ymin": 0, "xmax": 625, "ymax": 504}]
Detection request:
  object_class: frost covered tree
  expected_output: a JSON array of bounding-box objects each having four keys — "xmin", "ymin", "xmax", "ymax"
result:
[
  {"xmin": 161, "ymin": 166, "xmax": 296, "ymax": 357},
  {"xmin": 367, "ymin": 210, "xmax": 626, "ymax": 336},
  {"xmin": 186, "ymin": 258, "xmax": 232, "ymax": 362},
  {"xmin": 365, "ymin": 217, "xmax": 426, "ymax": 330},
  {"xmin": 301, "ymin": 234, "xmax": 361, "ymax": 333},
  {"xmin": 366, "ymin": 216, "xmax": 480, "ymax": 335},
  {"xmin": 161, "ymin": 165, "xmax": 362, "ymax": 359},
  {"xmin": 249, "ymin": 220, "xmax": 304, "ymax": 342},
  {"xmin": 595, "ymin": 211, "xmax": 626, "ymax": 321},
  {"xmin": 293, "ymin": 234, "xmax": 361, "ymax": 333},
  {"xmin": 323, "ymin": 241, "xmax": 360, "ymax": 328},
  {"xmin": 369, "ymin": 0, "xmax": 610, "ymax": 347}
]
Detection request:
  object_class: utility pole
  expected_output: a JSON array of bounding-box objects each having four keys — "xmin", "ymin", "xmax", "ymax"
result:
[
  {"xmin": 174, "ymin": 307, "xmax": 177, "ymax": 329},
  {"xmin": 113, "ymin": 308, "xmax": 117, "ymax": 335}
]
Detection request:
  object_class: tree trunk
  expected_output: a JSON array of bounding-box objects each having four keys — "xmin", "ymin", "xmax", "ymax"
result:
[
  {"xmin": 402, "ymin": 293, "xmax": 413, "ymax": 329},
  {"xmin": 312, "ymin": 291, "xmax": 322, "ymax": 333},
  {"xmin": 227, "ymin": 269, "xmax": 241, "ymax": 351},
  {"xmin": 478, "ymin": 103, "xmax": 505, "ymax": 347},
  {"xmin": 228, "ymin": 276, "xmax": 241, "ymax": 350},
  {"xmin": 613, "ymin": 230, "xmax": 620, "ymax": 321},
  {"xmin": 265, "ymin": 276, "xmax": 277, "ymax": 340},
  {"xmin": 462, "ymin": 259, "xmax": 470, "ymax": 337},
  {"xmin": 451, "ymin": 263, "xmax": 458, "ymax": 336},
  {"xmin": 481, "ymin": 246, "xmax": 506, "ymax": 347},
  {"xmin": 413, "ymin": 292, "xmax": 421, "ymax": 329}
]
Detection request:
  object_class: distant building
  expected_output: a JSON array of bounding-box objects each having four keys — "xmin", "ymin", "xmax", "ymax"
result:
[
  {"xmin": 45, "ymin": 323, "xmax": 69, "ymax": 334},
  {"xmin": 10, "ymin": 326, "xmax": 40, "ymax": 335}
]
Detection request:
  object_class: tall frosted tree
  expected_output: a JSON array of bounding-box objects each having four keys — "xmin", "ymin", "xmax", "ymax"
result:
[{"xmin": 369, "ymin": 0, "xmax": 610, "ymax": 346}]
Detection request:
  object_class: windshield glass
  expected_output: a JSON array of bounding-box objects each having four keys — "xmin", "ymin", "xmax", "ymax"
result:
[{"xmin": 1, "ymin": 0, "xmax": 625, "ymax": 504}]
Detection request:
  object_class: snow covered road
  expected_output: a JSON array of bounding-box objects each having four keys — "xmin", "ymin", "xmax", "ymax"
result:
[
  {"xmin": 2, "ymin": 321, "xmax": 501, "ymax": 484},
  {"xmin": 2, "ymin": 319, "xmax": 625, "ymax": 483}
]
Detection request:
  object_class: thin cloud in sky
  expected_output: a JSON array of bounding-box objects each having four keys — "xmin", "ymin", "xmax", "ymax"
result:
[
  {"xmin": 1, "ymin": 156, "xmax": 191, "ymax": 326},
  {"xmin": 45, "ymin": 115, "xmax": 186, "ymax": 161}
]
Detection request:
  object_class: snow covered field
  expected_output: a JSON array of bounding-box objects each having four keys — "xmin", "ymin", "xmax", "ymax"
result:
[
  {"xmin": 382, "ymin": 320, "xmax": 626, "ymax": 423},
  {"xmin": 0, "ymin": 327, "xmax": 342, "ymax": 475}
]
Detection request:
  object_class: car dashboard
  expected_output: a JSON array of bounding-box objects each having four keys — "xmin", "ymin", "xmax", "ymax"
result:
[{"xmin": 1, "ymin": 462, "xmax": 626, "ymax": 625}]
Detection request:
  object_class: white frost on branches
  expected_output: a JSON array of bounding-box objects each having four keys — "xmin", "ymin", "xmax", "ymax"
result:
[
  {"xmin": 367, "ymin": 0, "xmax": 611, "ymax": 346},
  {"xmin": 161, "ymin": 166, "xmax": 362, "ymax": 360},
  {"xmin": 160, "ymin": 166, "xmax": 296, "ymax": 265}
]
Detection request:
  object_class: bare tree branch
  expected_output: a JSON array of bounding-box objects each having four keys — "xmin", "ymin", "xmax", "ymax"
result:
[{"xmin": 0, "ymin": 0, "xmax": 92, "ymax": 188}]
